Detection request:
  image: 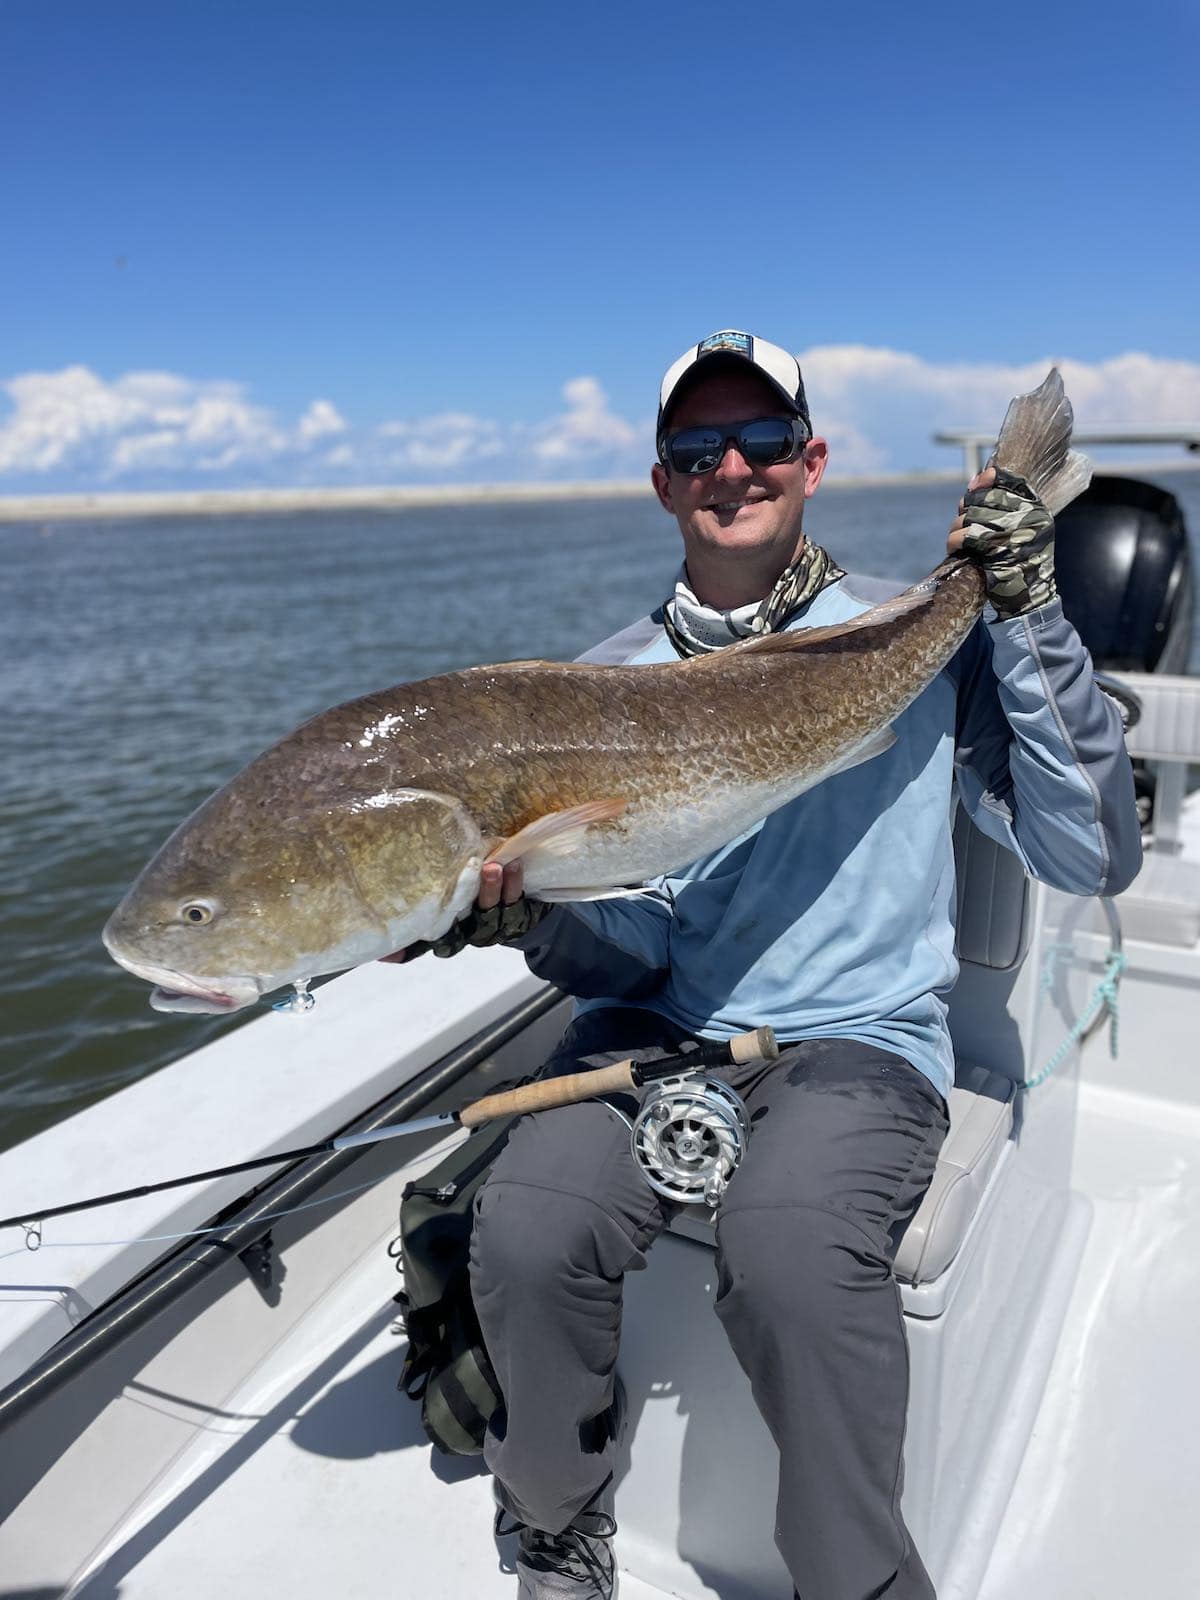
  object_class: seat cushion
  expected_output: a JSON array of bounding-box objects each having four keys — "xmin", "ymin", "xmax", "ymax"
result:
[
  {"xmin": 953, "ymin": 809, "xmax": 1031, "ymax": 970},
  {"xmin": 667, "ymin": 1063, "xmax": 1015, "ymax": 1289},
  {"xmin": 892, "ymin": 1063, "xmax": 1014, "ymax": 1285}
]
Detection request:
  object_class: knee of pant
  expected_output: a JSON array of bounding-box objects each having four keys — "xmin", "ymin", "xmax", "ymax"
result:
[
  {"xmin": 470, "ymin": 1180, "xmax": 632, "ymax": 1302},
  {"xmin": 715, "ymin": 1203, "xmax": 884, "ymax": 1332}
]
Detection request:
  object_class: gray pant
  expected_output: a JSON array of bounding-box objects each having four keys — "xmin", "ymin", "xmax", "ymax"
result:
[{"xmin": 469, "ymin": 1007, "xmax": 949, "ymax": 1600}]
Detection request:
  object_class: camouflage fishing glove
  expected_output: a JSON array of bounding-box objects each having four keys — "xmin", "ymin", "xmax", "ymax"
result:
[
  {"xmin": 408, "ymin": 896, "xmax": 551, "ymax": 960},
  {"xmin": 958, "ymin": 466, "xmax": 1056, "ymax": 621}
]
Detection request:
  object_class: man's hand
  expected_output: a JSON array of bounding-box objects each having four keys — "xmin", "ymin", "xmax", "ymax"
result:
[
  {"xmin": 378, "ymin": 859, "xmax": 548, "ymax": 963},
  {"xmin": 948, "ymin": 464, "xmax": 1057, "ymax": 621}
]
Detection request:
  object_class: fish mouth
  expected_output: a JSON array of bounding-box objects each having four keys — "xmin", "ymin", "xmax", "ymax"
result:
[
  {"xmin": 104, "ymin": 945, "xmax": 260, "ymax": 1015},
  {"xmin": 148, "ymin": 982, "xmax": 245, "ymax": 1015}
]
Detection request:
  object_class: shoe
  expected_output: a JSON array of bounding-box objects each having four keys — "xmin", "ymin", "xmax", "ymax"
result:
[
  {"xmin": 495, "ymin": 1506, "xmax": 618, "ymax": 1599},
  {"xmin": 493, "ymin": 1373, "xmax": 625, "ymax": 1597}
]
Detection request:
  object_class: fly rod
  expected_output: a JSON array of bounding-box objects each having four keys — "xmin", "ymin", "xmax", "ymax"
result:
[{"xmin": 0, "ymin": 1027, "xmax": 777, "ymax": 1232}]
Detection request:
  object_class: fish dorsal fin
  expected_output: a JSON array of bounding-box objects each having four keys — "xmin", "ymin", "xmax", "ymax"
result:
[
  {"xmin": 486, "ymin": 797, "xmax": 628, "ymax": 868},
  {"xmin": 712, "ymin": 578, "xmax": 941, "ymax": 660}
]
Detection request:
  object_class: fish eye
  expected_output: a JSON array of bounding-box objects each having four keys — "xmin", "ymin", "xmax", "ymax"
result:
[{"xmin": 180, "ymin": 901, "xmax": 215, "ymax": 925}]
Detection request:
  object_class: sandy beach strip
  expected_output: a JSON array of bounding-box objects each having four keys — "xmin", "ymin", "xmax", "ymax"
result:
[
  {"xmin": 2, "ymin": 457, "xmax": 1193, "ymax": 524},
  {"xmin": 0, "ymin": 472, "xmax": 974, "ymax": 524},
  {"xmin": 0, "ymin": 479, "xmax": 658, "ymax": 524}
]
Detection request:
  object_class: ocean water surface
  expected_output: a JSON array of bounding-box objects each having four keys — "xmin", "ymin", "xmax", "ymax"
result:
[{"xmin": 3, "ymin": 470, "xmax": 1199, "ymax": 1152}]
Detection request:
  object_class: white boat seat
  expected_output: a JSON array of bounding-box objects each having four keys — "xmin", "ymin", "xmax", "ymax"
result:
[
  {"xmin": 1112, "ymin": 670, "xmax": 1200, "ymax": 938},
  {"xmin": 1117, "ymin": 670, "xmax": 1200, "ymax": 764},
  {"xmin": 669, "ymin": 1061, "xmax": 1014, "ymax": 1287},
  {"xmin": 668, "ymin": 807, "xmax": 1026, "ymax": 1285},
  {"xmin": 624, "ymin": 808, "xmax": 1084, "ymax": 1590},
  {"xmin": 892, "ymin": 1063, "xmax": 1014, "ymax": 1284},
  {"xmin": 952, "ymin": 806, "xmax": 1031, "ymax": 972}
]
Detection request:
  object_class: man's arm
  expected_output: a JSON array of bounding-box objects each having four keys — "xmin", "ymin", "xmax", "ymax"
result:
[
  {"xmin": 949, "ymin": 471, "xmax": 1142, "ymax": 897},
  {"xmin": 953, "ymin": 605, "xmax": 1141, "ymax": 896}
]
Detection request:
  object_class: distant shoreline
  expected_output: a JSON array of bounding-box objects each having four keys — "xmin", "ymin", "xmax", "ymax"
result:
[
  {"xmin": 0, "ymin": 471, "xmax": 959, "ymax": 523},
  {"xmin": 1, "ymin": 457, "xmax": 1194, "ymax": 523}
]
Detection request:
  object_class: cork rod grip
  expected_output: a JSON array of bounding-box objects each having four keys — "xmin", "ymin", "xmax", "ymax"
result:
[
  {"xmin": 729, "ymin": 1026, "xmax": 779, "ymax": 1064},
  {"xmin": 457, "ymin": 1061, "xmax": 639, "ymax": 1128}
]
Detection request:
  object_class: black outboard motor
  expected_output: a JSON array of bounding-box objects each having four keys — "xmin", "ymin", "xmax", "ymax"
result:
[
  {"xmin": 1055, "ymin": 475, "xmax": 1193, "ymax": 675},
  {"xmin": 1054, "ymin": 475, "xmax": 1195, "ymax": 827}
]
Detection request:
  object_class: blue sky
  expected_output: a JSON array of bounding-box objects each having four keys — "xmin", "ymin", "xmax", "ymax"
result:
[{"xmin": 1, "ymin": 0, "xmax": 1196, "ymax": 490}]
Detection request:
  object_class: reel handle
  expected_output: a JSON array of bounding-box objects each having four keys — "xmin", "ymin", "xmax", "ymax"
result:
[{"xmin": 456, "ymin": 1026, "xmax": 777, "ymax": 1129}]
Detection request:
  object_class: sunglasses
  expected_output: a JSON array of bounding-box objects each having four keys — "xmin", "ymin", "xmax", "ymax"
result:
[{"xmin": 660, "ymin": 416, "xmax": 811, "ymax": 476}]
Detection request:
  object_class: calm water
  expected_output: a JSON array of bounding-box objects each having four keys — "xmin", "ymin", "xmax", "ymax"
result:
[{"xmin": 3, "ymin": 472, "xmax": 1199, "ymax": 1152}]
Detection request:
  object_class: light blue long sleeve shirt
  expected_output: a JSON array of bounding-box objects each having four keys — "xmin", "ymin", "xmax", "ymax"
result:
[{"xmin": 512, "ymin": 576, "xmax": 1142, "ymax": 1105}]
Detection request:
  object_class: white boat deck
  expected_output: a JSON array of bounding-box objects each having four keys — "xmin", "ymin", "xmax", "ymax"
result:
[
  {"xmin": 3, "ymin": 671, "xmax": 1196, "ymax": 1600},
  {"xmin": 54, "ymin": 1071, "xmax": 1200, "ymax": 1600},
  {"xmin": 978, "ymin": 1083, "xmax": 1200, "ymax": 1600}
]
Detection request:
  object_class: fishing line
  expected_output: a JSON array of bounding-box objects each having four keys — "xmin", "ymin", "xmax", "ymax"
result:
[
  {"xmin": 5, "ymin": 1108, "xmax": 635, "ymax": 1260},
  {"xmin": 2, "ymin": 1170, "xmax": 409, "ymax": 1259},
  {"xmin": 1, "ymin": 1028, "xmax": 776, "ymax": 1241}
]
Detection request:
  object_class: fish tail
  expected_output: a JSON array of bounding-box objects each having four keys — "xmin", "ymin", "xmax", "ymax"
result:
[{"xmin": 989, "ymin": 367, "xmax": 1091, "ymax": 515}]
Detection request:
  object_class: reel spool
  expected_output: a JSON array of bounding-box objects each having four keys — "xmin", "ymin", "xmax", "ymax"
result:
[{"xmin": 631, "ymin": 1073, "xmax": 751, "ymax": 1208}]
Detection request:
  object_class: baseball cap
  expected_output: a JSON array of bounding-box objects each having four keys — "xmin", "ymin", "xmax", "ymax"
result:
[{"xmin": 656, "ymin": 329, "xmax": 812, "ymax": 444}]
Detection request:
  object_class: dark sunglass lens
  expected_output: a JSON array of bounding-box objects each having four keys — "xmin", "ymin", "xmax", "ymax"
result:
[
  {"xmin": 669, "ymin": 427, "xmax": 726, "ymax": 474},
  {"xmin": 738, "ymin": 419, "xmax": 796, "ymax": 465}
]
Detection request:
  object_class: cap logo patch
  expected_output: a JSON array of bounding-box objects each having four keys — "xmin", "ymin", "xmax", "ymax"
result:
[{"xmin": 698, "ymin": 330, "xmax": 751, "ymax": 358}]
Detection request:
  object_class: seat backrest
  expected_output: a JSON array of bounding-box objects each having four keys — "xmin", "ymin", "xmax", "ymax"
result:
[
  {"xmin": 952, "ymin": 807, "xmax": 1031, "ymax": 971},
  {"xmin": 947, "ymin": 807, "xmax": 1032, "ymax": 1085}
]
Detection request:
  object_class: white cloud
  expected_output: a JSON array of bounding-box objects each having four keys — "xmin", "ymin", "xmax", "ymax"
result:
[
  {"xmin": 297, "ymin": 399, "xmax": 347, "ymax": 443},
  {"xmin": 1, "ymin": 351, "xmax": 1196, "ymax": 490},
  {"xmin": 0, "ymin": 366, "xmax": 289, "ymax": 481},
  {"xmin": 0, "ymin": 366, "xmax": 146, "ymax": 473},
  {"xmin": 800, "ymin": 346, "xmax": 1200, "ymax": 476},
  {"xmin": 531, "ymin": 376, "xmax": 640, "ymax": 466},
  {"xmin": 803, "ymin": 347, "xmax": 1200, "ymax": 427},
  {"xmin": 376, "ymin": 411, "xmax": 507, "ymax": 472}
]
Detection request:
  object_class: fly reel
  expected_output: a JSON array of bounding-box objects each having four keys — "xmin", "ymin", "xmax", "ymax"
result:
[{"xmin": 631, "ymin": 1073, "xmax": 751, "ymax": 1208}]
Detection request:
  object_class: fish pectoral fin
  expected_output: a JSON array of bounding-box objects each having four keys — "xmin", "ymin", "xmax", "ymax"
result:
[
  {"xmin": 536, "ymin": 884, "xmax": 650, "ymax": 903},
  {"xmin": 485, "ymin": 798, "xmax": 628, "ymax": 869},
  {"xmin": 822, "ymin": 725, "xmax": 897, "ymax": 779}
]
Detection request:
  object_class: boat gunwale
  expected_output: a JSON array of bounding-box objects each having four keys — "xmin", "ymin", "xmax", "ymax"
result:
[{"xmin": 0, "ymin": 983, "xmax": 561, "ymax": 1434}]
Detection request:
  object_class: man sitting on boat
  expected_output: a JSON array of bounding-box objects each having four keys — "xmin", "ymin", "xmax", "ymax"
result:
[{"xmin": 397, "ymin": 329, "xmax": 1142, "ymax": 1600}]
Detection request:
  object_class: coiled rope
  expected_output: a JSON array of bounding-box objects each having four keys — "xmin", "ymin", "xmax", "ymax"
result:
[{"xmin": 1025, "ymin": 919, "xmax": 1126, "ymax": 1092}]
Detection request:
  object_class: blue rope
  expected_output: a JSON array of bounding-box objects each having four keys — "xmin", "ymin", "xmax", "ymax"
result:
[{"xmin": 1023, "ymin": 946, "xmax": 1127, "ymax": 1091}]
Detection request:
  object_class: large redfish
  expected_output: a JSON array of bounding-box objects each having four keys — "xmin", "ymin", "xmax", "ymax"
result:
[{"xmin": 103, "ymin": 371, "xmax": 1089, "ymax": 1014}]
